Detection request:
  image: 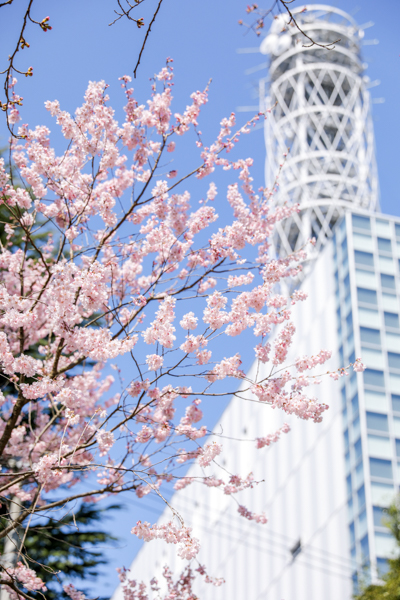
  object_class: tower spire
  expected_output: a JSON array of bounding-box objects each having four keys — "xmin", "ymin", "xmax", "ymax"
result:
[{"xmin": 261, "ymin": 5, "xmax": 379, "ymax": 260}]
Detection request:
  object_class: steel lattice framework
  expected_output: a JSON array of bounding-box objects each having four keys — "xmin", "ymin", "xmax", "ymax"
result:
[{"xmin": 260, "ymin": 5, "xmax": 379, "ymax": 263}]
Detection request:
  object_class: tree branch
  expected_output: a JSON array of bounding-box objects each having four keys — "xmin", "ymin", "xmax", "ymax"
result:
[{"xmin": 133, "ymin": 0, "xmax": 165, "ymax": 78}]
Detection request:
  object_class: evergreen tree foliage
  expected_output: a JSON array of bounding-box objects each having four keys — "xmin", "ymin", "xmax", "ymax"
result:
[
  {"xmin": 355, "ymin": 498, "xmax": 400, "ymax": 599},
  {"xmin": 0, "ymin": 149, "xmax": 119, "ymax": 599},
  {"xmin": 0, "ymin": 501, "xmax": 120, "ymax": 600}
]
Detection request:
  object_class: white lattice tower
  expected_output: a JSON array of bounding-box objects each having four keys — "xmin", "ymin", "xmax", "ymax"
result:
[{"xmin": 260, "ymin": 4, "xmax": 379, "ymax": 263}]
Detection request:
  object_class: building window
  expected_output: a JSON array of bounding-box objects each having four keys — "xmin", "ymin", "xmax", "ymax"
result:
[
  {"xmin": 391, "ymin": 373, "xmax": 400, "ymax": 396},
  {"xmin": 368, "ymin": 435, "xmax": 391, "ymax": 458},
  {"xmin": 339, "ymin": 345, "xmax": 344, "ymax": 366},
  {"xmin": 349, "ymin": 522, "xmax": 355, "ymax": 547},
  {"xmin": 395, "ymin": 223, "xmax": 400, "ymax": 240},
  {"xmin": 358, "ymin": 509, "xmax": 368, "ymax": 538},
  {"xmin": 353, "ymin": 214, "xmax": 371, "ymax": 231},
  {"xmin": 355, "ymin": 250, "xmax": 374, "ymax": 268},
  {"xmin": 356, "ymin": 270, "xmax": 378, "ymax": 289},
  {"xmin": 376, "ymin": 558, "xmax": 389, "ymax": 576},
  {"xmin": 357, "ymin": 287, "xmax": 378, "ymax": 306},
  {"xmin": 375, "ymin": 532, "xmax": 396, "ymax": 558},
  {"xmin": 355, "ymin": 438, "xmax": 362, "ymax": 460},
  {"xmin": 392, "ymin": 394, "xmax": 400, "ymax": 413},
  {"xmin": 354, "ymin": 234, "xmax": 373, "ymax": 253},
  {"xmin": 342, "ymin": 258, "xmax": 349, "ymax": 279},
  {"xmin": 388, "ymin": 353, "xmax": 400, "ymax": 370},
  {"xmin": 349, "ymin": 372, "xmax": 358, "ymax": 396},
  {"xmin": 352, "ymin": 571, "xmax": 359, "ymax": 596},
  {"xmin": 344, "ymin": 429, "xmax": 349, "ymax": 452},
  {"xmin": 366, "ymin": 412, "xmax": 389, "ymax": 432},
  {"xmin": 348, "ymin": 497, "xmax": 354, "ymax": 520},
  {"xmin": 364, "ymin": 369, "xmax": 385, "ymax": 388},
  {"xmin": 371, "ymin": 482, "xmax": 395, "ymax": 506},
  {"xmin": 361, "ymin": 348, "xmax": 384, "ymax": 370},
  {"xmin": 346, "ymin": 310, "xmax": 353, "ymax": 330},
  {"xmin": 335, "ymin": 269, "xmax": 339, "ymax": 288},
  {"xmin": 384, "ymin": 312, "xmax": 399, "ymax": 329},
  {"xmin": 396, "ymin": 439, "xmax": 400, "ymax": 457},
  {"xmin": 357, "ymin": 485, "xmax": 366, "ymax": 510},
  {"xmin": 381, "ymin": 273, "xmax": 396, "ymax": 292},
  {"xmin": 344, "ymin": 273, "xmax": 350, "ymax": 296},
  {"xmin": 351, "ymin": 393, "xmax": 359, "ymax": 417},
  {"xmin": 348, "ymin": 332, "xmax": 355, "ymax": 354},
  {"xmin": 346, "ymin": 451, "xmax": 351, "ymax": 473},
  {"xmin": 379, "ymin": 256, "xmax": 395, "ymax": 273},
  {"xmin": 353, "ymin": 416, "xmax": 361, "ymax": 441},
  {"xmin": 373, "ymin": 506, "xmax": 386, "ymax": 527},
  {"xmin": 359, "ymin": 308, "xmax": 380, "ymax": 329},
  {"xmin": 376, "ymin": 219, "xmax": 391, "ymax": 234},
  {"xmin": 370, "ymin": 458, "xmax": 393, "ymax": 480},
  {"xmin": 365, "ymin": 390, "xmax": 388, "ymax": 412},
  {"xmin": 386, "ymin": 334, "xmax": 400, "ymax": 354},
  {"xmin": 360, "ymin": 533, "xmax": 370, "ymax": 562},
  {"xmin": 343, "ymin": 407, "xmax": 348, "ymax": 429},
  {"xmin": 355, "ymin": 461, "xmax": 364, "ymax": 487},
  {"xmin": 378, "ymin": 237, "xmax": 392, "ymax": 254},
  {"xmin": 360, "ymin": 327, "xmax": 381, "ymax": 345},
  {"xmin": 341, "ymin": 386, "xmax": 347, "ymax": 408}
]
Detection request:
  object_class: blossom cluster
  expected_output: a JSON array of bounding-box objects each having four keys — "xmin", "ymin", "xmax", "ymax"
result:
[
  {"xmin": 0, "ymin": 64, "xmax": 363, "ymax": 597},
  {"xmin": 4, "ymin": 562, "xmax": 47, "ymax": 593},
  {"xmin": 116, "ymin": 563, "xmax": 223, "ymax": 600},
  {"xmin": 132, "ymin": 520, "xmax": 200, "ymax": 560},
  {"xmin": 237, "ymin": 505, "xmax": 268, "ymax": 524},
  {"xmin": 256, "ymin": 423, "xmax": 291, "ymax": 449}
]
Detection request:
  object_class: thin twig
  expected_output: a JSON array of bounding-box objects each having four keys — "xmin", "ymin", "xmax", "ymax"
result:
[
  {"xmin": 241, "ymin": 0, "xmax": 339, "ymax": 50},
  {"xmin": 133, "ymin": 0, "xmax": 164, "ymax": 78},
  {"xmin": 109, "ymin": 0, "xmax": 147, "ymax": 26},
  {"xmin": 279, "ymin": 0, "xmax": 339, "ymax": 49}
]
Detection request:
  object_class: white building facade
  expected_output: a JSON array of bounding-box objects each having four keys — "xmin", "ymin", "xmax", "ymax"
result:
[
  {"xmin": 113, "ymin": 6, "xmax": 400, "ymax": 600},
  {"xmin": 113, "ymin": 237, "xmax": 352, "ymax": 600},
  {"xmin": 333, "ymin": 210, "xmax": 400, "ymax": 586},
  {"xmin": 113, "ymin": 210, "xmax": 400, "ymax": 599}
]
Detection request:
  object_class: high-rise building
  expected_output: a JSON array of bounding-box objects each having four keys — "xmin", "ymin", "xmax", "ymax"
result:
[
  {"xmin": 113, "ymin": 6, "xmax": 400, "ymax": 600},
  {"xmin": 331, "ymin": 209, "xmax": 400, "ymax": 588}
]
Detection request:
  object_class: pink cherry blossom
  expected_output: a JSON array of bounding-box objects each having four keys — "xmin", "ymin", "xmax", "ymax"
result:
[
  {"xmin": 237, "ymin": 505, "xmax": 268, "ymax": 524},
  {"xmin": 0, "ymin": 67, "xmax": 350, "ymax": 597},
  {"xmin": 6, "ymin": 562, "xmax": 46, "ymax": 592},
  {"xmin": 131, "ymin": 520, "xmax": 200, "ymax": 560},
  {"xmin": 256, "ymin": 423, "xmax": 291, "ymax": 449},
  {"xmin": 198, "ymin": 442, "xmax": 222, "ymax": 467},
  {"xmin": 97, "ymin": 429, "xmax": 115, "ymax": 456},
  {"xmin": 146, "ymin": 354, "xmax": 164, "ymax": 371},
  {"xmin": 353, "ymin": 358, "xmax": 366, "ymax": 372},
  {"xmin": 64, "ymin": 584, "xmax": 87, "ymax": 600},
  {"xmin": 179, "ymin": 312, "xmax": 198, "ymax": 330}
]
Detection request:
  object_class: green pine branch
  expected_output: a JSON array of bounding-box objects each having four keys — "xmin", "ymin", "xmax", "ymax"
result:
[
  {"xmin": 1, "ymin": 502, "xmax": 121, "ymax": 600},
  {"xmin": 355, "ymin": 496, "xmax": 400, "ymax": 599}
]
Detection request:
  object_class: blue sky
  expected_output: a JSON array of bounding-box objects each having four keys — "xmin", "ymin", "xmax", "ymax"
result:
[
  {"xmin": 1, "ymin": 0, "xmax": 400, "ymax": 597},
  {"xmin": 2, "ymin": 0, "xmax": 400, "ymax": 217}
]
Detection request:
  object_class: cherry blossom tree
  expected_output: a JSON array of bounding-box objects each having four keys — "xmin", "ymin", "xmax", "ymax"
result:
[
  {"xmin": 0, "ymin": 59, "xmax": 365, "ymax": 600},
  {"xmin": 0, "ymin": 0, "xmax": 322, "ymax": 136}
]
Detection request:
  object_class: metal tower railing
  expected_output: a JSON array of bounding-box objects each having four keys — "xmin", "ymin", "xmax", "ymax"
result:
[{"xmin": 260, "ymin": 5, "xmax": 379, "ymax": 261}]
